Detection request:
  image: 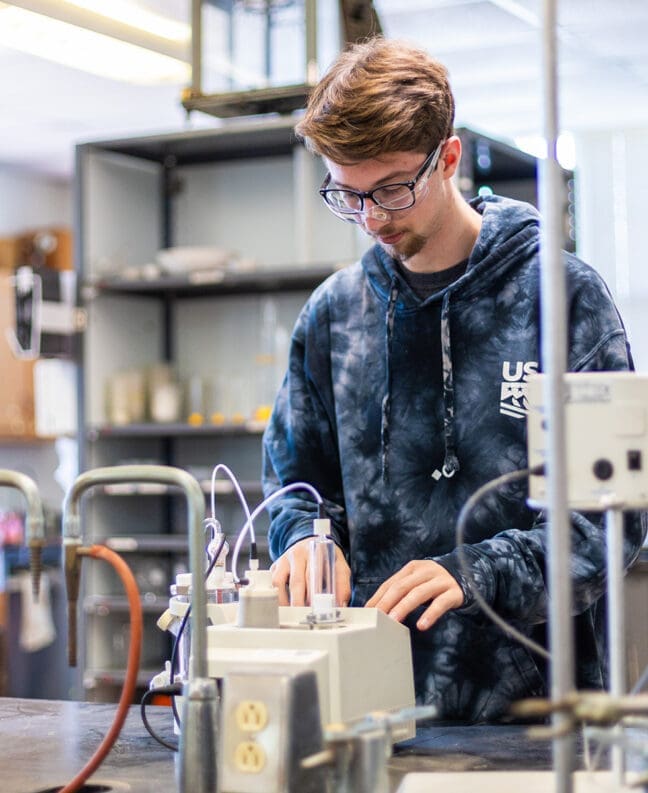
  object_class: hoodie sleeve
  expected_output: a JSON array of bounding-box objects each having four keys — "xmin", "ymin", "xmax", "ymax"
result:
[
  {"xmin": 435, "ymin": 262, "xmax": 648, "ymax": 624},
  {"xmin": 262, "ymin": 292, "xmax": 349, "ymax": 560},
  {"xmin": 438, "ymin": 509, "xmax": 646, "ymax": 624}
]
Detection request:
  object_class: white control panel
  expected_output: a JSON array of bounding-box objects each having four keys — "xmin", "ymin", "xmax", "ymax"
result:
[{"xmin": 527, "ymin": 372, "xmax": 648, "ymax": 510}]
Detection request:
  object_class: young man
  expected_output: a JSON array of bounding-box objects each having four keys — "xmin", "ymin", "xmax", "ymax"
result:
[{"xmin": 262, "ymin": 37, "xmax": 646, "ymax": 721}]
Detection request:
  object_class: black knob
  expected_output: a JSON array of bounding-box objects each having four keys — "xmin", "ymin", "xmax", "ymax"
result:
[{"xmin": 592, "ymin": 459, "xmax": 614, "ymax": 481}]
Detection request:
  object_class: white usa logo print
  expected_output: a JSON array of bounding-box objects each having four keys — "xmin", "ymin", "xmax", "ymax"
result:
[{"xmin": 499, "ymin": 360, "xmax": 538, "ymax": 419}]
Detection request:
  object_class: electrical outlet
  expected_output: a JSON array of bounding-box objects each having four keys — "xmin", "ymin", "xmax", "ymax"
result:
[
  {"xmin": 236, "ymin": 700, "xmax": 268, "ymax": 732},
  {"xmin": 234, "ymin": 741, "xmax": 266, "ymax": 773},
  {"xmin": 220, "ymin": 669, "xmax": 325, "ymax": 793}
]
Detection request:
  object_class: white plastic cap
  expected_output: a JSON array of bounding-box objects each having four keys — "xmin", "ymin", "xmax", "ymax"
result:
[
  {"xmin": 313, "ymin": 518, "xmax": 331, "ymax": 536},
  {"xmin": 176, "ymin": 573, "xmax": 192, "ymax": 588},
  {"xmin": 245, "ymin": 569, "xmax": 275, "ymax": 590},
  {"xmin": 206, "ymin": 565, "xmax": 225, "ymax": 589}
]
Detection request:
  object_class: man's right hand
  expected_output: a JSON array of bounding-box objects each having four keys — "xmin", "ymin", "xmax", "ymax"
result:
[{"xmin": 270, "ymin": 536, "xmax": 352, "ymax": 607}]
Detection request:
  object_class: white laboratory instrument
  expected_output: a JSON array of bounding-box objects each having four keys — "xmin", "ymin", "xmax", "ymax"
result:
[
  {"xmin": 165, "ymin": 585, "xmax": 416, "ymax": 740},
  {"xmin": 527, "ymin": 372, "xmax": 648, "ymax": 510}
]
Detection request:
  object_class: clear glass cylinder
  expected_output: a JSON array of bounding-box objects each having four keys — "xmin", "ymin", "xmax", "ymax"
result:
[{"xmin": 309, "ymin": 534, "xmax": 336, "ymax": 622}]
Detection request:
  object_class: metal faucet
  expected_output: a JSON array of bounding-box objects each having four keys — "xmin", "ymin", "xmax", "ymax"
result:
[
  {"xmin": 0, "ymin": 469, "xmax": 45, "ymax": 598},
  {"xmin": 62, "ymin": 463, "xmax": 219, "ymax": 793}
]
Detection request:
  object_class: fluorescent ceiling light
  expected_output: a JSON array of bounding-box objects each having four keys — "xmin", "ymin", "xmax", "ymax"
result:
[
  {"xmin": 62, "ymin": 0, "xmax": 190, "ymax": 43},
  {"xmin": 0, "ymin": 2, "xmax": 190, "ymax": 84}
]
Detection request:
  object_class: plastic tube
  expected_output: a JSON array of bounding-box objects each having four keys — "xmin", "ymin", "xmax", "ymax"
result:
[
  {"xmin": 209, "ymin": 463, "xmax": 253, "ymax": 543},
  {"xmin": 60, "ymin": 544, "xmax": 142, "ymax": 793},
  {"xmin": 230, "ymin": 481, "xmax": 323, "ymax": 582}
]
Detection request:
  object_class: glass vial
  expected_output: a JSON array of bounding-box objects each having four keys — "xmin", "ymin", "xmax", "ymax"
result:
[{"xmin": 309, "ymin": 518, "xmax": 337, "ymax": 623}]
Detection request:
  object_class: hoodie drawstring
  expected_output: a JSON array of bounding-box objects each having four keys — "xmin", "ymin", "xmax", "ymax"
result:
[
  {"xmin": 380, "ymin": 279, "xmax": 460, "ymax": 483},
  {"xmin": 440, "ymin": 291, "xmax": 460, "ymax": 478},
  {"xmin": 380, "ymin": 279, "xmax": 399, "ymax": 483}
]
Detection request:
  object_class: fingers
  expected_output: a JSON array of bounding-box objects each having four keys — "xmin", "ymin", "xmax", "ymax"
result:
[
  {"xmin": 382, "ymin": 576, "xmax": 450, "ymax": 624},
  {"xmin": 416, "ymin": 590, "xmax": 462, "ymax": 631},
  {"xmin": 335, "ymin": 548, "xmax": 351, "ymax": 607},
  {"xmin": 270, "ymin": 538, "xmax": 311, "ymax": 606},
  {"xmin": 287, "ymin": 544, "xmax": 307, "ymax": 606},
  {"xmin": 365, "ymin": 578, "xmax": 390, "ymax": 608},
  {"xmin": 271, "ymin": 539, "xmax": 352, "ymax": 608},
  {"xmin": 366, "ymin": 561, "xmax": 432, "ymax": 614},
  {"xmin": 365, "ymin": 560, "xmax": 464, "ymax": 630},
  {"xmin": 270, "ymin": 557, "xmax": 291, "ymax": 606}
]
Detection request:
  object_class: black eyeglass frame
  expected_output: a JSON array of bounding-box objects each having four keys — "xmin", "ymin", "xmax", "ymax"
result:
[{"xmin": 319, "ymin": 140, "xmax": 445, "ymax": 219}]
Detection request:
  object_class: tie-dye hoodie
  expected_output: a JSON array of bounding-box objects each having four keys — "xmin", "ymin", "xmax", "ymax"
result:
[{"xmin": 262, "ymin": 194, "xmax": 647, "ymax": 722}]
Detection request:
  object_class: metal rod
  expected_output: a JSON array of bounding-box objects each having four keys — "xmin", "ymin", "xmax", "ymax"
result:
[
  {"xmin": 606, "ymin": 506, "xmax": 627, "ymax": 785},
  {"xmin": 62, "ymin": 464, "xmax": 207, "ymax": 679},
  {"xmin": 293, "ymin": 144, "xmax": 316, "ymax": 264},
  {"xmin": 191, "ymin": 0, "xmax": 202, "ymax": 95},
  {"xmin": 0, "ymin": 469, "xmax": 45, "ymax": 543},
  {"xmin": 0, "ymin": 469, "xmax": 45, "ymax": 597},
  {"xmin": 62, "ymin": 464, "xmax": 219, "ymax": 792},
  {"xmin": 304, "ymin": 0, "xmax": 318, "ymax": 84},
  {"xmin": 539, "ymin": 1, "xmax": 576, "ymax": 791}
]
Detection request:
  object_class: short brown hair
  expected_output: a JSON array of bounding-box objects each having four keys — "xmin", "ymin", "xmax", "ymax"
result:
[{"xmin": 295, "ymin": 37, "xmax": 455, "ymax": 163}]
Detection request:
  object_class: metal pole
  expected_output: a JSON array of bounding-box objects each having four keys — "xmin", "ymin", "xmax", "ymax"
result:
[
  {"xmin": 606, "ymin": 505, "xmax": 627, "ymax": 785},
  {"xmin": 539, "ymin": 1, "xmax": 576, "ymax": 791},
  {"xmin": 191, "ymin": 0, "xmax": 202, "ymax": 96},
  {"xmin": 305, "ymin": 0, "xmax": 318, "ymax": 85},
  {"xmin": 62, "ymin": 464, "xmax": 218, "ymax": 792}
]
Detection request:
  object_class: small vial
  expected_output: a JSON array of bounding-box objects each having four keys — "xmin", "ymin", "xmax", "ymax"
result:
[
  {"xmin": 205, "ymin": 523, "xmax": 237, "ymax": 603},
  {"xmin": 309, "ymin": 518, "xmax": 337, "ymax": 623}
]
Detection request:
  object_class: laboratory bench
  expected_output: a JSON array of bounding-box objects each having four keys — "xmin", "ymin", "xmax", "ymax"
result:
[{"xmin": 2, "ymin": 695, "xmax": 567, "ymax": 793}]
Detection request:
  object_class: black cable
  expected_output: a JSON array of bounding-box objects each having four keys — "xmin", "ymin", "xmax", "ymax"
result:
[
  {"xmin": 140, "ymin": 683, "xmax": 183, "ymax": 751},
  {"xmin": 455, "ymin": 464, "xmax": 551, "ymax": 660},
  {"xmin": 169, "ymin": 605, "xmax": 191, "ymax": 727}
]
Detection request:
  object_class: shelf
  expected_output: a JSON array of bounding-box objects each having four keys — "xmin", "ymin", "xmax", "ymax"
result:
[
  {"xmin": 103, "ymin": 534, "xmax": 190, "ymax": 553},
  {"xmin": 0, "ymin": 434, "xmax": 59, "ymax": 445},
  {"xmin": 85, "ymin": 264, "xmax": 340, "ymax": 299},
  {"xmin": 181, "ymin": 82, "xmax": 312, "ymax": 119},
  {"xmin": 95, "ymin": 479, "xmax": 264, "ymax": 498},
  {"xmin": 84, "ymin": 667, "xmax": 161, "ymax": 689},
  {"xmin": 84, "ymin": 594, "xmax": 168, "ymax": 614},
  {"xmin": 102, "ymin": 533, "xmax": 269, "ymax": 555},
  {"xmin": 83, "ymin": 115, "xmax": 299, "ymax": 167},
  {"xmin": 86, "ymin": 421, "xmax": 266, "ymax": 440},
  {"xmin": 76, "ymin": 119, "xmax": 335, "ymax": 710}
]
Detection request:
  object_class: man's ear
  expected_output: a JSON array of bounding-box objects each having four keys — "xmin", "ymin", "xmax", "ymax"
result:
[{"xmin": 440, "ymin": 135, "xmax": 462, "ymax": 180}]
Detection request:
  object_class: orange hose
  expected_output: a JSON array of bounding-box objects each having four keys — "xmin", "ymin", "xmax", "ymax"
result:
[{"xmin": 60, "ymin": 544, "xmax": 143, "ymax": 793}]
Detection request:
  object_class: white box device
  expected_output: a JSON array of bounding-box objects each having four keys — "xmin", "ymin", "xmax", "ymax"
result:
[{"xmin": 527, "ymin": 372, "xmax": 648, "ymax": 510}]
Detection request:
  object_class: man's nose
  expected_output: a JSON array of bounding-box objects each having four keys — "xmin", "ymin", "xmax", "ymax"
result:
[{"xmin": 358, "ymin": 201, "xmax": 390, "ymax": 229}]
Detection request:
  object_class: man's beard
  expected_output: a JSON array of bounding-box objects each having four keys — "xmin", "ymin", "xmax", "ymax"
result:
[{"xmin": 377, "ymin": 227, "xmax": 427, "ymax": 263}]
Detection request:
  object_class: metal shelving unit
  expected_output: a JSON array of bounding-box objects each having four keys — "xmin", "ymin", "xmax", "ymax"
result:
[{"xmin": 74, "ymin": 118, "xmax": 363, "ymax": 700}]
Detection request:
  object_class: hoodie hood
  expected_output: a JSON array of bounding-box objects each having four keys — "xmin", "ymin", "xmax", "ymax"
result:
[
  {"xmin": 361, "ymin": 195, "xmax": 541, "ymax": 483},
  {"xmin": 361, "ymin": 194, "xmax": 541, "ymax": 308}
]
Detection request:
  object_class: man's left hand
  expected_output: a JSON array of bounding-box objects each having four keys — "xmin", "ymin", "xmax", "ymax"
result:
[{"xmin": 365, "ymin": 560, "xmax": 464, "ymax": 631}]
